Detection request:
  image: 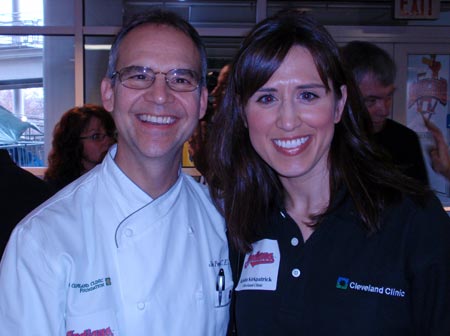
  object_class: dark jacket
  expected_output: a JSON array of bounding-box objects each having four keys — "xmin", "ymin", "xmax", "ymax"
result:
[
  {"xmin": 374, "ymin": 119, "xmax": 429, "ymax": 185},
  {"xmin": 0, "ymin": 149, "xmax": 53, "ymax": 256}
]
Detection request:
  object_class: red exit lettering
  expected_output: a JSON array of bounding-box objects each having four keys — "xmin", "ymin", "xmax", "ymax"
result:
[{"xmin": 399, "ymin": 0, "xmax": 434, "ymax": 17}]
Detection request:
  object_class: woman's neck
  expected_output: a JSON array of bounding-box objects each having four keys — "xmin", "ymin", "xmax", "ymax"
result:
[{"xmin": 281, "ymin": 170, "xmax": 330, "ymax": 241}]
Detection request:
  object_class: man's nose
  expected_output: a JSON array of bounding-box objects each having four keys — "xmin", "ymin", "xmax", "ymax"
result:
[{"xmin": 143, "ymin": 75, "xmax": 172, "ymax": 104}]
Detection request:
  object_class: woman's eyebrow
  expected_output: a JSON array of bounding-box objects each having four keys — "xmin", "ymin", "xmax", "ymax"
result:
[{"xmin": 257, "ymin": 83, "xmax": 326, "ymax": 91}]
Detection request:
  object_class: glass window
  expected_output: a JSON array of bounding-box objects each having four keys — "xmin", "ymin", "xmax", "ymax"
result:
[
  {"xmin": 84, "ymin": 36, "xmax": 114, "ymax": 104},
  {"xmin": 0, "ymin": 0, "xmax": 76, "ymax": 27},
  {"xmin": 0, "ymin": 34, "xmax": 75, "ymax": 166},
  {"xmin": 44, "ymin": 0, "xmax": 74, "ymax": 26},
  {"xmin": 85, "ymin": 0, "xmax": 123, "ymax": 26},
  {"xmin": 123, "ymin": 0, "xmax": 257, "ymax": 28},
  {"xmin": 0, "ymin": 0, "xmax": 43, "ymax": 26}
]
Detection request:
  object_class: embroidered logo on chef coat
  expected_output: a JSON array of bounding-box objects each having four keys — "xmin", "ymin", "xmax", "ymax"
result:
[
  {"xmin": 69, "ymin": 277, "xmax": 112, "ymax": 294},
  {"xmin": 236, "ymin": 239, "xmax": 280, "ymax": 291}
]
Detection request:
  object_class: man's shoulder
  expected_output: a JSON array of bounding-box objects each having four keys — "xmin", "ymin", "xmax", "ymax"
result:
[
  {"xmin": 12, "ymin": 169, "xmax": 109, "ymax": 248},
  {"xmin": 180, "ymin": 173, "xmax": 222, "ymax": 211},
  {"xmin": 384, "ymin": 119, "xmax": 419, "ymax": 138},
  {"xmin": 26, "ymin": 169, "xmax": 103, "ymax": 219},
  {"xmin": 181, "ymin": 172, "xmax": 210, "ymax": 196}
]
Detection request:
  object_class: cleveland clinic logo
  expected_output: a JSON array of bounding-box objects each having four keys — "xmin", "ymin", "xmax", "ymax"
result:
[
  {"xmin": 336, "ymin": 276, "xmax": 405, "ymax": 298},
  {"xmin": 336, "ymin": 277, "xmax": 349, "ymax": 289}
]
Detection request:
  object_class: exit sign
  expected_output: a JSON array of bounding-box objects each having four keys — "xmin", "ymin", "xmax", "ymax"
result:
[{"xmin": 395, "ymin": 0, "xmax": 440, "ymax": 19}]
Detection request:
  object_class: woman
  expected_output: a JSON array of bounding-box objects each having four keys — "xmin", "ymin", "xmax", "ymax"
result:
[
  {"xmin": 207, "ymin": 9, "xmax": 450, "ymax": 335},
  {"xmin": 45, "ymin": 104, "xmax": 116, "ymax": 191}
]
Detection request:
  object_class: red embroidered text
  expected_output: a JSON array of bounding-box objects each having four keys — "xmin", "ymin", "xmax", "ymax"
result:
[
  {"xmin": 66, "ymin": 327, "xmax": 114, "ymax": 336},
  {"xmin": 244, "ymin": 251, "xmax": 274, "ymax": 268}
]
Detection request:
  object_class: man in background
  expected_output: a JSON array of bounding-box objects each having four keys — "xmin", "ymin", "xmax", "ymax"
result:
[{"xmin": 342, "ymin": 41, "xmax": 429, "ymax": 185}]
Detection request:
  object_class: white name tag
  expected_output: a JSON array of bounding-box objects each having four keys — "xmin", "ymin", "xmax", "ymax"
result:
[{"xmin": 235, "ymin": 239, "xmax": 280, "ymax": 291}]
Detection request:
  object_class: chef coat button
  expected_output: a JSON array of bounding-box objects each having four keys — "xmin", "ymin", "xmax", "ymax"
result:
[
  {"xmin": 188, "ymin": 226, "xmax": 194, "ymax": 234},
  {"xmin": 291, "ymin": 237, "xmax": 299, "ymax": 246},
  {"xmin": 125, "ymin": 228, "xmax": 133, "ymax": 237},
  {"xmin": 291, "ymin": 268, "xmax": 301, "ymax": 278},
  {"xmin": 137, "ymin": 302, "xmax": 145, "ymax": 310}
]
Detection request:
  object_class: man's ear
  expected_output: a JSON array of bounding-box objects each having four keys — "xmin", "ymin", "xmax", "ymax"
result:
[
  {"xmin": 198, "ymin": 86, "xmax": 208, "ymax": 120},
  {"xmin": 101, "ymin": 78, "xmax": 115, "ymax": 112}
]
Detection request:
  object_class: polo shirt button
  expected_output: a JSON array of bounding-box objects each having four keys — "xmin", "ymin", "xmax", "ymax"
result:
[
  {"xmin": 137, "ymin": 302, "xmax": 145, "ymax": 310},
  {"xmin": 125, "ymin": 228, "xmax": 133, "ymax": 237},
  {"xmin": 291, "ymin": 237, "xmax": 299, "ymax": 246},
  {"xmin": 291, "ymin": 268, "xmax": 301, "ymax": 278}
]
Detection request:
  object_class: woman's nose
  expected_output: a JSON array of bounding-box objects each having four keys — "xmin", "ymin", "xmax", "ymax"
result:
[{"xmin": 276, "ymin": 100, "xmax": 302, "ymax": 131}]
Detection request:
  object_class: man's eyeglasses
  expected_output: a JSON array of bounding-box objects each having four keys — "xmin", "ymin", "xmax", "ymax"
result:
[
  {"xmin": 111, "ymin": 66, "xmax": 201, "ymax": 92},
  {"xmin": 80, "ymin": 133, "xmax": 112, "ymax": 142}
]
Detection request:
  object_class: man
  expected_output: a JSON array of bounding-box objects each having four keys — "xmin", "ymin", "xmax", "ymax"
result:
[
  {"xmin": 0, "ymin": 10, "xmax": 232, "ymax": 335},
  {"xmin": 342, "ymin": 41, "xmax": 429, "ymax": 185},
  {"xmin": 0, "ymin": 149, "xmax": 53, "ymax": 256}
]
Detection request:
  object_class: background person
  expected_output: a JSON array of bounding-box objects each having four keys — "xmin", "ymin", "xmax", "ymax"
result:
[
  {"xmin": 188, "ymin": 64, "xmax": 231, "ymax": 179},
  {"xmin": 207, "ymin": 9, "xmax": 450, "ymax": 335},
  {"xmin": 187, "ymin": 103, "xmax": 214, "ymax": 179},
  {"xmin": 211, "ymin": 63, "xmax": 231, "ymax": 112},
  {"xmin": 44, "ymin": 104, "xmax": 116, "ymax": 191},
  {"xmin": 0, "ymin": 149, "xmax": 53, "ymax": 257},
  {"xmin": 341, "ymin": 40, "xmax": 429, "ymax": 185},
  {"xmin": 0, "ymin": 10, "xmax": 232, "ymax": 335}
]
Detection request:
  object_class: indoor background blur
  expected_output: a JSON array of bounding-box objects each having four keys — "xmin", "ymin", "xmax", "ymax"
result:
[{"xmin": 0, "ymin": 0, "xmax": 449, "ymax": 207}]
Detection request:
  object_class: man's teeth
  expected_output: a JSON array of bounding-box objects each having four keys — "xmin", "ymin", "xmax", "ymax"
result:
[
  {"xmin": 274, "ymin": 136, "xmax": 309, "ymax": 149},
  {"xmin": 138, "ymin": 115, "xmax": 174, "ymax": 124}
]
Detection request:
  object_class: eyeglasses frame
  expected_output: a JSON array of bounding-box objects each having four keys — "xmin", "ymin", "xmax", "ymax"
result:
[{"xmin": 111, "ymin": 65, "xmax": 202, "ymax": 92}]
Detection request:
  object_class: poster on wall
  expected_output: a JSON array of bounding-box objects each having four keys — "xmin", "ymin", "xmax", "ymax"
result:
[{"xmin": 406, "ymin": 53, "xmax": 449, "ymax": 202}]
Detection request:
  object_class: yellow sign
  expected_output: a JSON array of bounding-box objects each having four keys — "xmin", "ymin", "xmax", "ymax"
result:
[{"xmin": 182, "ymin": 141, "xmax": 195, "ymax": 167}]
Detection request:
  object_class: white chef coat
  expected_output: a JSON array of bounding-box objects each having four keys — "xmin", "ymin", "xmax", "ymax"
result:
[{"xmin": 0, "ymin": 145, "xmax": 232, "ymax": 336}]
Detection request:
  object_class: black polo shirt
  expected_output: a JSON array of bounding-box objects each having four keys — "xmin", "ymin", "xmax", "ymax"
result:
[{"xmin": 234, "ymin": 192, "xmax": 450, "ymax": 335}]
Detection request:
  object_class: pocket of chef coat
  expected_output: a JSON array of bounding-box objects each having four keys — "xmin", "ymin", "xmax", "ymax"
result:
[
  {"xmin": 214, "ymin": 283, "xmax": 233, "ymax": 308},
  {"xmin": 213, "ymin": 283, "xmax": 233, "ymax": 336},
  {"xmin": 65, "ymin": 308, "xmax": 119, "ymax": 336}
]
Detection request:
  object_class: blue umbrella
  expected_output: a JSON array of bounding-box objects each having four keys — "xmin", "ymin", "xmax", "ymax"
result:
[{"xmin": 0, "ymin": 105, "xmax": 42, "ymax": 144}]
